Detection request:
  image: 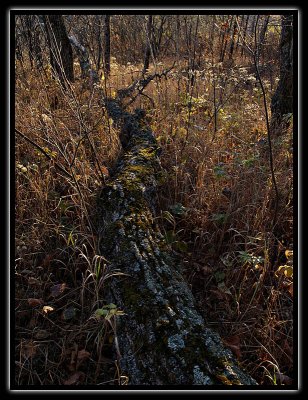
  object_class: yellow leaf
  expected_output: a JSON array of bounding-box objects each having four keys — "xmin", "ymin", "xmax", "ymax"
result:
[
  {"xmin": 285, "ymin": 250, "xmax": 293, "ymax": 259},
  {"xmin": 275, "ymin": 265, "xmax": 287, "ymax": 278},
  {"xmin": 284, "ymin": 266, "xmax": 293, "ymax": 278},
  {"xmin": 275, "ymin": 265, "xmax": 293, "ymax": 278}
]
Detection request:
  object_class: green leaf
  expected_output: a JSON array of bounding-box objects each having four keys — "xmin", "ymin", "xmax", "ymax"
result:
[
  {"xmin": 214, "ymin": 271, "xmax": 225, "ymax": 283},
  {"xmin": 211, "ymin": 213, "xmax": 228, "ymax": 224},
  {"xmin": 217, "ymin": 281, "xmax": 232, "ymax": 295},
  {"xmin": 169, "ymin": 203, "xmax": 188, "ymax": 216},
  {"xmin": 95, "ymin": 308, "xmax": 109, "ymax": 317},
  {"xmin": 165, "ymin": 230, "xmax": 176, "ymax": 244},
  {"xmin": 213, "ymin": 165, "xmax": 225, "ymax": 178},
  {"xmin": 104, "ymin": 303, "xmax": 117, "ymax": 309},
  {"xmin": 62, "ymin": 307, "xmax": 77, "ymax": 320},
  {"xmin": 238, "ymin": 251, "xmax": 264, "ymax": 266},
  {"xmin": 241, "ymin": 157, "xmax": 256, "ymax": 168},
  {"xmin": 175, "ymin": 241, "xmax": 188, "ymax": 252}
]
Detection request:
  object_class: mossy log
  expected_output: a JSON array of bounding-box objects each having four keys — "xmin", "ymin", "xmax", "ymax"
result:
[{"xmin": 99, "ymin": 98, "xmax": 257, "ymax": 386}]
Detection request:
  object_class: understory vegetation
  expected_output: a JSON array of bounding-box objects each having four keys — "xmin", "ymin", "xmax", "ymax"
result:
[{"xmin": 14, "ymin": 14, "xmax": 294, "ymax": 386}]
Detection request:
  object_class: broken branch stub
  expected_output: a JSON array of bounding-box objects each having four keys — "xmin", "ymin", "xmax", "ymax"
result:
[{"xmin": 99, "ymin": 97, "xmax": 257, "ymax": 386}]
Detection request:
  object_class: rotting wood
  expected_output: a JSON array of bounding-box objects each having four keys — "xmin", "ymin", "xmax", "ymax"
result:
[{"xmin": 98, "ymin": 86, "xmax": 257, "ymax": 386}]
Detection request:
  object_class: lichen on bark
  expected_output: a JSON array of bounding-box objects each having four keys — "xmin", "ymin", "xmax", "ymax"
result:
[{"xmin": 98, "ymin": 97, "xmax": 257, "ymax": 386}]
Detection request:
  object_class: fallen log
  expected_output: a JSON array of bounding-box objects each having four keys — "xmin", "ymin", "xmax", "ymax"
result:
[{"xmin": 98, "ymin": 96, "xmax": 257, "ymax": 386}]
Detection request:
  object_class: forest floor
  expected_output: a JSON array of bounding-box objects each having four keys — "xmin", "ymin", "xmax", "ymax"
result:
[{"xmin": 14, "ymin": 56, "xmax": 294, "ymax": 386}]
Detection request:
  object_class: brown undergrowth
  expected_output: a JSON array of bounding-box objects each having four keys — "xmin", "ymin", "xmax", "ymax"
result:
[{"xmin": 15, "ymin": 56, "xmax": 293, "ymax": 385}]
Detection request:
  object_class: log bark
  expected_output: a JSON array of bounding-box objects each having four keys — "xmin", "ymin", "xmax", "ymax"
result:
[{"xmin": 98, "ymin": 96, "xmax": 257, "ymax": 386}]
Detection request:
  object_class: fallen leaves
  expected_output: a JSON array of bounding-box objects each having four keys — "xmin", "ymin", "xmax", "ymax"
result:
[
  {"xmin": 275, "ymin": 265, "xmax": 293, "ymax": 278},
  {"xmin": 77, "ymin": 349, "xmax": 91, "ymax": 361},
  {"xmin": 27, "ymin": 298, "xmax": 44, "ymax": 307},
  {"xmin": 21, "ymin": 340, "xmax": 37, "ymax": 359},
  {"xmin": 34, "ymin": 329, "xmax": 50, "ymax": 339},
  {"xmin": 222, "ymin": 335, "xmax": 242, "ymax": 359},
  {"xmin": 66, "ymin": 346, "xmax": 91, "ymax": 379},
  {"xmin": 50, "ymin": 283, "xmax": 67, "ymax": 298},
  {"xmin": 61, "ymin": 306, "xmax": 77, "ymax": 320},
  {"xmin": 63, "ymin": 371, "xmax": 85, "ymax": 385}
]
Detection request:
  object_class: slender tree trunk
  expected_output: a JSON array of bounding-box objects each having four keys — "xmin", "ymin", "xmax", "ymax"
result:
[
  {"xmin": 220, "ymin": 16, "xmax": 234, "ymax": 62},
  {"xmin": 270, "ymin": 14, "xmax": 293, "ymax": 134},
  {"xmin": 43, "ymin": 15, "xmax": 74, "ymax": 86},
  {"xmin": 104, "ymin": 15, "xmax": 111, "ymax": 77},
  {"xmin": 229, "ymin": 20, "xmax": 237, "ymax": 58},
  {"xmin": 33, "ymin": 26, "xmax": 43, "ymax": 70},
  {"xmin": 241, "ymin": 15, "xmax": 250, "ymax": 57},
  {"xmin": 143, "ymin": 15, "xmax": 153, "ymax": 74},
  {"xmin": 259, "ymin": 15, "xmax": 270, "ymax": 62},
  {"xmin": 97, "ymin": 15, "xmax": 103, "ymax": 71}
]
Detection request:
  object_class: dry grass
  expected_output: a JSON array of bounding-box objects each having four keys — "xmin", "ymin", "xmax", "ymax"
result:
[{"xmin": 15, "ymin": 53, "xmax": 293, "ymax": 385}]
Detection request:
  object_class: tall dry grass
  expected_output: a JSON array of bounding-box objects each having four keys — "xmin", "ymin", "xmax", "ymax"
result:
[{"xmin": 15, "ymin": 54, "xmax": 293, "ymax": 385}]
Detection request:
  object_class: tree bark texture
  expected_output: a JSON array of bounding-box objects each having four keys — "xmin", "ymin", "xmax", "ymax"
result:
[
  {"xmin": 270, "ymin": 14, "xmax": 293, "ymax": 133},
  {"xmin": 98, "ymin": 96, "xmax": 257, "ymax": 386},
  {"xmin": 44, "ymin": 15, "xmax": 74, "ymax": 85}
]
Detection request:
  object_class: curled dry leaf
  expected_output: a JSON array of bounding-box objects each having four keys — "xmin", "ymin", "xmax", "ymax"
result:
[
  {"xmin": 41, "ymin": 113, "xmax": 53, "ymax": 125},
  {"xmin": 285, "ymin": 250, "xmax": 293, "ymax": 260},
  {"xmin": 42, "ymin": 305, "xmax": 55, "ymax": 314},
  {"xmin": 28, "ymin": 298, "xmax": 44, "ymax": 307},
  {"xmin": 63, "ymin": 371, "xmax": 86, "ymax": 385}
]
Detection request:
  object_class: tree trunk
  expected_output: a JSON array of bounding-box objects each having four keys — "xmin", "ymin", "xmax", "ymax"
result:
[
  {"xmin": 270, "ymin": 14, "xmax": 293, "ymax": 134},
  {"xmin": 142, "ymin": 15, "xmax": 153, "ymax": 74},
  {"xmin": 229, "ymin": 20, "xmax": 237, "ymax": 59},
  {"xmin": 104, "ymin": 15, "xmax": 111, "ymax": 77},
  {"xmin": 241, "ymin": 15, "xmax": 250, "ymax": 57},
  {"xmin": 43, "ymin": 15, "xmax": 74, "ymax": 86},
  {"xmin": 258, "ymin": 15, "xmax": 270, "ymax": 63},
  {"xmin": 98, "ymin": 94, "xmax": 257, "ymax": 386},
  {"xmin": 220, "ymin": 16, "xmax": 234, "ymax": 63}
]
